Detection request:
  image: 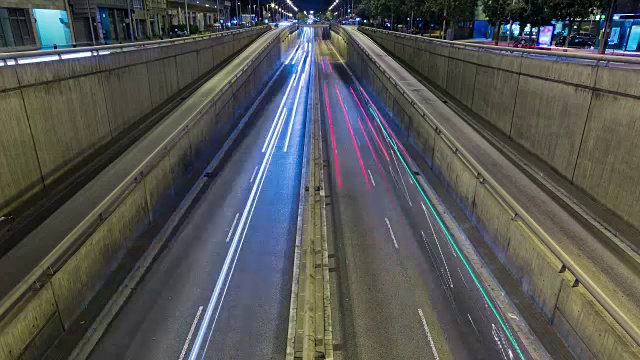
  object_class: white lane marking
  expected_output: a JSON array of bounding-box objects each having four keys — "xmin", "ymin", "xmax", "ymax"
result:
[
  {"xmin": 355, "ymin": 135, "xmax": 361, "ymax": 146},
  {"xmin": 385, "ymin": 217, "xmax": 399, "ymax": 249},
  {"xmin": 422, "ymin": 202, "xmax": 453, "ymax": 288},
  {"xmin": 368, "ymin": 169, "xmax": 376, "ymax": 187},
  {"xmin": 458, "ymin": 268, "xmax": 470, "ymax": 290},
  {"xmin": 249, "ymin": 166, "xmax": 258, "ymax": 183},
  {"xmin": 418, "ymin": 309, "xmax": 440, "ymax": 360},
  {"xmin": 189, "ymin": 70, "xmax": 291, "ymax": 359},
  {"xmin": 225, "ymin": 213, "xmax": 239, "ymax": 243},
  {"xmin": 468, "ymin": 313, "xmax": 480, "ymax": 337},
  {"xmin": 389, "ymin": 142, "xmax": 412, "ymax": 207},
  {"xmin": 201, "ymin": 106, "xmax": 288, "ymax": 356},
  {"xmin": 292, "ymin": 45, "xmax": 302, "ymax": 64},
  {"xmin": 284, "ymin": 43, "xmax": 300, "ymax": 64},
  {"xmin": 284, "ymin": 50, "xmax": 312, "ymax": 152},
  {"xmin": 492, "ymin": 324, "xmax": 509, "ymax": 360},
  {"xmin": 179, "ymin": 306, "xmax": 203, "ymax": 360},
  {"xmin": 262, "ymin": 62, "xmax": 301, "ymax": 152}
]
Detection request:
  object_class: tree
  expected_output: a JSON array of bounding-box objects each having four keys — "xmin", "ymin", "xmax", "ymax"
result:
[
  {"xmin": 296, "ymin": 12, "xmax": 306, "ymax": 21},
  {"xmin": 511, "ymin": 0, "xmax": 552, "ymax": 40},
  {"xmin": 548, "ymin": 0, "xmax": 606, "ymax": 47},
  {"xmin": 481, "ymin": 0, "xmax": 511, "ymax": 44}
]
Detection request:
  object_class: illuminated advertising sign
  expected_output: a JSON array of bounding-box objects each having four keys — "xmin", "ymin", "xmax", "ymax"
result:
[
  {"xmin": 609, "ymin": 27, "xmax": 620, "ymax": 44},
  {"xmin": 538, "ymin": 25, "xmax": 553, "ymax": 46},
  {"xmin": 627, "ymin": 25, "xmax": 640, "ymax": 51}
]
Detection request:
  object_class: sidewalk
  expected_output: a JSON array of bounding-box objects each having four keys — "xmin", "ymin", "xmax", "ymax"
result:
[{"xmin": 460, "ymin": 38, "xmax": 640, "ymax": 57}]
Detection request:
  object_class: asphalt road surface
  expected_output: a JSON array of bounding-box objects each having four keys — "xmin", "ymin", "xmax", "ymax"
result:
[
  {"xmin": 90, "ymin": 27, "xmax": 314, "ymax": 360},
  {"xmin": 316, "ymin": 39, "xmax": 531, "ymax": 360},
  {"xmin": 89, "ymin": 29, "xmax": 533, "ymax": 360}
]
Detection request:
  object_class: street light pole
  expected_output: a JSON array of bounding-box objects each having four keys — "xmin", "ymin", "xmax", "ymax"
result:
[
  {"xmin": 127, "ymin": 0, "xmax": 134, "ymax": 41},
  {"xmin": 598, "ymin": 0, "xmax": 617, "ymax": 54},
  {"xmin": 185, "ymin": 0, "xmax": 190, "ymax": 34}
]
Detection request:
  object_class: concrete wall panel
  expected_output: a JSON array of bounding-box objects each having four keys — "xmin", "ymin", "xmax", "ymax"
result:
[
  {"xmin": 594, "ymin": 66, "xmax": 640, "ymax": 96},
  {"xmin": 0, "ymin": 66, "xmax": 19, "ymax": 91},
  {"xmin": 520, "ymin": 56, "xmax": 597, "ymax": 87},
  {"xmin": 573, "ymin": 92, "xmax": 640, "ymax": 230},
  {"xmin": 510, "ymin": 76, "xmax": 591, "ymax": 178},
  {"xmin": 96, "ymin": 49, "xmax": 149, "ymax": 72},
  {"xmin": 101, "ymin": 63, "xmax": 153, "ymax": 135},
  {"xmin": 475, "ymin": 50, "xmax": 521, "ymax": 72},
  {"xmin": 168, "ymin": 132, "xmax": 194, "ymax": 196},
  {"xmin": 50, "ymin": 184, "xmax": 149, "ymax": 328},
  {"xmin": 554, "ymin": 275, "xmax": 640, "ymax": 359},
  {"xmin": 424, "ymin": 100, "xmax": 477, "ymax": 210},
  {"xmin": 412, "ymin": 117, "xmax": 436, "ymax": 165},
  {"xmin": 197, "ymin": 47, "xmax": 215, "ymax": 77},
  {"xmin": 22, "ymin": 75, "xmax": 111, "ymax": 183},
  {"xmin": 0, "ymin": 284, "xmax": 58, "ymax": 360},
  {"xmin": 446, "ymin": 58, "xmax": 476, "ymax": 107},
  {"xmin": 15, "ymin": 56, "xmax": 99, "ymax": 86},
  {"xmin": 471, "ymin": 184, "xmax": 512, "ymax": 262},
  {"xmin": 505, "ymin": 220, "xmax": 563, "ymax": 319},
  {"xmin": 471, "ymin": 67, "xmax": 518, "ymax": 134},
  {"xmin": 427, "ymin": 53, "xmax": 448, "ymax": 89},
  {"xmin": 0, "ymin": 91, "xmax": 43, "ymax": 213},
  {"xmin": 144, "ymin": 156, "xmax": 175, "ymax": 222},
  {"xmin": 176, "ymin": 52, "xmax": 200, "ymax": 89},
  {"xmin": 147, "ymin": 57, "xmax": 179, "ymax": 108}
]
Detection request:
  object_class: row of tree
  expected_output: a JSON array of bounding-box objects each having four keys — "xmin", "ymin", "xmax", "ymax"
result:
[{"xmin": 354, "ymin": 0, "xmax": 609, "ymax": 44}]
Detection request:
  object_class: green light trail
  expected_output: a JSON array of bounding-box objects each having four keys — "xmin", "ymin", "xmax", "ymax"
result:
[{"xmin": 367, "ymin": 105, "xmax": 526, "ymax": 360}]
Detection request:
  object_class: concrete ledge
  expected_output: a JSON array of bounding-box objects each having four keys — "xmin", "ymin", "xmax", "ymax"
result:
[
  {"xmin": 553, "ymin": 273, "xmax": 640, "ymax": 359},
  {"xmin": 0, "ymin": 25, "xmax": 298, "ymax": 360}
]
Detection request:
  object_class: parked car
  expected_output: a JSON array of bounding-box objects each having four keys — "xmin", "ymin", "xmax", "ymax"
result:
[
  {"xmin": 575, "ymin": 32, "xmax": 597, "ymax": 41},
  {"xmin": 513, "ymin": 36, "xmax": 537, "ymax": 47},
  {"xmin": 554, "ymin": 35, "xmax": 594, "ymax": 48},
  {"xmin": 170, "ymin": 28, "xmax": 189, "ymax": 38}
]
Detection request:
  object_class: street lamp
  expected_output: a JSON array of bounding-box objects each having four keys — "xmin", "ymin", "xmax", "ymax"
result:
[{"xmin": 185, "ymin": 0, "xmax": 190, "ymax": 35}]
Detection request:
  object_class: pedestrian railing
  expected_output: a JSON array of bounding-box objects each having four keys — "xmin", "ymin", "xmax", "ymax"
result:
[
  {"xmin": 360, "ymin": 26, "xmax": 640, "ymax": 69},
  {"xmin": 0, "ymin": 26, "xmax": 267, "ymax": 66}
]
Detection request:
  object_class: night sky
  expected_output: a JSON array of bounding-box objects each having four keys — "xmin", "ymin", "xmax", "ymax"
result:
[{"xmin": 292, "ymin": 0, "xmax": 327, "ymax": 13}]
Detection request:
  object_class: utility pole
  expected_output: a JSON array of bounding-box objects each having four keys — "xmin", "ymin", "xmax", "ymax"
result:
[
  {"xmin": 86, "ymin": 0, "xmax": 96, "ymax": 45},
  {"xmin": 185, "ymin": 0, "xmax": 189, "ymax": 34},
  {"xmin": 127, "ymin": 0, "xmax": 134, "ymax": 41},
  {"xmin": 506, "ymin": 0, "xmax": 515, "ymax": 46},
  {"xmin": 598, "ymin": 0, "xmax": 617, "ymax": 54}
]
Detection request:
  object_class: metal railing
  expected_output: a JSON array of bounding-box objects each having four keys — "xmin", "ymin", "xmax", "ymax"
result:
[
  {"xmin": 359, "ymin": 26, "xmax": 640, "ymax": 68},
  {"xmin": 339, "ymin": 24, "xmax": 640, "ymax": 349},
  {"xmin": 0, "ymin": 26, "xmax": 268, "ymax": 66}
]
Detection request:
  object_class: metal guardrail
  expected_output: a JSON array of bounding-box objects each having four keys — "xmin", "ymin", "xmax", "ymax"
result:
[
  {"xmin": 0, "ymin": 26, "xmax": 268, "ymax": 65},
  {"xmin": 359, "ymin": 26, "xmax": 640, "ymax": 67},
  {"xmin": 0, "ymin": 25, "xmax": 292, "ymax": 328},
  {"xmin": 337, "ymin": 24, "xmax": 640, "ymax": 348}
]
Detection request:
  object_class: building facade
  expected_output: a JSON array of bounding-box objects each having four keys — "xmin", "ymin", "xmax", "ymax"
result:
[{"xmin": 0, "ymin": 0, "xmax": 74, "ymax": 51}]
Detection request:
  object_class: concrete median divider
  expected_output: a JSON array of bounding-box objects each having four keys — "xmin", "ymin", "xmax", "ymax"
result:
[
  {"xmin": 0, "ymin": 25, "xmax": 300, "ymax": 360},
  {"xmin": 0, "ymin": 26, "xmax": 268, "ymax": 226},
  {"xmin": 330, "ymin": 25, "xmax": 640, "ymax": 359}
]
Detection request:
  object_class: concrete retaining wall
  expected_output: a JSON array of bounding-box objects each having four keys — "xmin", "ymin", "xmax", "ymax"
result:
[
  {"xmin": 331, "ymin": 26, "xmax": 640, "ymax": 360},
  {"xmin": 0, "ymin": 26, "xmax": 299, "ymax": 360},
  {"xmin": 0, "ymin": 27, "xmax": 268, "ymax": 217},
  {"xmin": 359, "ymin": 27, "xmax": 640, "ymax": 233}
]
